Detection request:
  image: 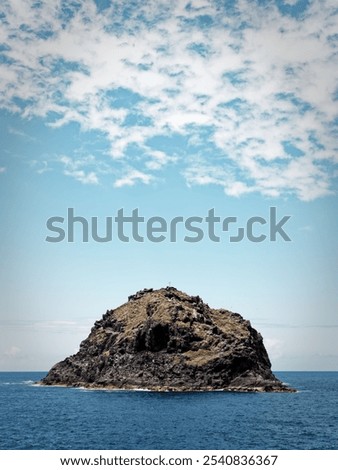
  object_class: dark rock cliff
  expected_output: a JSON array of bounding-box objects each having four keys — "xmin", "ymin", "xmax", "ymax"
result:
[{"xmin": 41, "ymin": 287, "xmax": 295, "ymax": 392}]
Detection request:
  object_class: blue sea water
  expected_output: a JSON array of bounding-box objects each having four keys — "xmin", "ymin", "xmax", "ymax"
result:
[{"xmin": 0, "ymin": 371, "xmax": 337, "ymax": 450}]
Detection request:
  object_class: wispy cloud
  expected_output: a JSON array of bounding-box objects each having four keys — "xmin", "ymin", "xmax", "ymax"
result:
[
  {"xmin": 265, "ymin": 338, "xmax": 284, "ymax": 360},
  {"xmin": 282, "ymin": 0, "xmax": 301, "ymax": 6},
  {"xmin": 0, "ymin": 167, "xmax": 6, "ymax": 174},
  {"xmin": 0, "ymin": 318, "xmax": 93, "ymax": 333},
  {"xmin": 4, "ymin": 346, "xmax": 21, "ymax": 358},
  {"xmin": 145, "ymin": 149, "xmax": 178, "ymax": 170},
  {"xmin": 59, "ymin": 155, "xmax": 99, "ymax": 185},
  {"xmin": 114, "ymin": 169, "xmax": 153, "ymax": 188},
  {"xmin": 64, "ymin": 169, "xmax": 99, "ymax": 185},
  {"xmin": 33, "ymin": 320, "xmax": 77, "ymax": 329},
  {"xmin": 7, "ymin": 126, "xmax": 37, "ymax": 142},
  {"xmin": 30, "ymin": 160, "xmax": 51, "ymax": 175},
  {"xmin": 1, "ymin": 0, "xmax": 337, "ymax": 199}
]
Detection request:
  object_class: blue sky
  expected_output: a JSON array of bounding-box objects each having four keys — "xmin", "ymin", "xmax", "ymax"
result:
[{"xmin": 0, "ymin": 0, "xmax": 337, "ymax": 371}]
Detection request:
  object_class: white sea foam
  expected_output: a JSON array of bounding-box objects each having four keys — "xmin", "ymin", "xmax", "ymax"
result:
[{"xmin": 2, "ymin": 382, "xmax": 22, "ymax": 385}]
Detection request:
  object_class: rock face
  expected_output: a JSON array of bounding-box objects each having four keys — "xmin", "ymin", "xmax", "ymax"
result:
[{"xmin": 41, "ymin": 287, "xmax": 294, "ymax": 392}]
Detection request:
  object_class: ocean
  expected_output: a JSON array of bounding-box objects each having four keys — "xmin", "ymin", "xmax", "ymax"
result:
[{"xmin": 0, "ymin": 371, "xmax": 337, "ymax": 450}]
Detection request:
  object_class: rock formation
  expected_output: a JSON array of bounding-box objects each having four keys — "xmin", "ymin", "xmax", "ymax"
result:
[{"xmin": 41, "ymin": 287, "xmax": 295, "ymax": 392}]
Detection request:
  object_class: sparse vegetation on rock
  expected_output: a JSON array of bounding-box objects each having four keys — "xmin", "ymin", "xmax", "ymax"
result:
[{"xmin": 41, "ymin": 287, "xmax": 295, "ymax": 392}]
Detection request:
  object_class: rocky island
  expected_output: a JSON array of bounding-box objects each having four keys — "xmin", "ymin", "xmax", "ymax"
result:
[{"xmin": 41, "ymin": 287, "xmax": 295, "ymax": 392}]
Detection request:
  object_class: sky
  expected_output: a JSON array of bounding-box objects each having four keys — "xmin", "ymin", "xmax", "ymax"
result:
[{"xmin": 0, "ymin": 0, "xmax": 337, "ymax": 372}]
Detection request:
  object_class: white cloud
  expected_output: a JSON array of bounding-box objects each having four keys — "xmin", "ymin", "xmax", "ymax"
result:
[
  {"xmin": 282, "ymin": 0, "xmax": 300, "ymax": 5},
  {"xmin": 114, "ymin": 169, "xmax": 153, "ymax": 188},
  {"xmin": 184, "ymin": 162, "xmax": 233, "ymax": 187},
  {"xmin": 59, "ymin": 155, "xmax": 99, "ymax": 185},
  {"xmin": 145, "ymin": 149, "xmax": 178, "ymax": 170},
  {"xmin": 298, "ymin": 225, "xmax": 313, "ymax": 232},
  {"xmin": 64, "ymin": 169, "xmax": 99, "ymax": 185},
  {"xmin": 33, "ymin": 320, "xmax": 77, "ymax": 330},
  {"xmin": 225, "ymin": 181, "xmax": 254, "ymax": 197},
  {"xmin": 7, "ymin": 126, "xmax": 37, "ymax": 141},
  {"xmin": 4, "ymin": 346, "xmax": 21, "ymax": 358},
  {"xmin": 30, "ymin": 160, "xmax": 51, "ymax": 175},
  {"xmin": 0, "ymin": 167, "xmax": 6, "ymax": 174},
  {"xmin": 265, "ymin": 338, "xmax": 284, "ymax": 360},
  {"xmin": 0, "ymin": 0, "xmax": 337, "ymax": 199}
]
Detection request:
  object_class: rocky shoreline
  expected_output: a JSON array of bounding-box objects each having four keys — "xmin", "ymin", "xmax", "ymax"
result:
[{"xmin": 40, "ymin": 287, "xmax": 295, "ymax": 393}]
